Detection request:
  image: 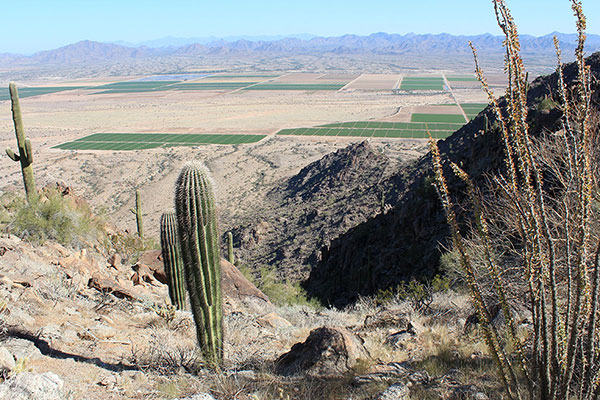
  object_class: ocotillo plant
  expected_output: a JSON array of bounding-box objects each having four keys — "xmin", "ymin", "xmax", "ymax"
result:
[
  {"xmin": 431, "ymin": 1, "xmax": 600, "ymax": 398},
  {"xmin": 174, "ymin": 161, "xmax": 223, "ymax": 366},
  {"xmin": 159, "ymin": 211, "xmax": 186, "ymax": 310},
  {"xmin": 130, "ymin": 190, "xmax": 143, "ymax": 238},
  {"xmin": 227, "ymin": 231, "xmax": 235, "ymax": 265},
  {"xmin": 5, "ymin": 83, "xmax": 36, "ymax": 203}
]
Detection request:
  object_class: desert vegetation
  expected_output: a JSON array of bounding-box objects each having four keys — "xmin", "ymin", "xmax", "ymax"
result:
[{"xmin": 431, "ymin": 0, "xmax": 600, "ymax": 398}]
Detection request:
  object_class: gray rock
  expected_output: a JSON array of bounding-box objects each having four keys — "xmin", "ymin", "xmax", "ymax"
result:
[
  {"xmin": 275, "ymin": 326, "xmax": 370, "ymax": 377},
  {"xmin": 376, "ymin": 382, "xmax": 410, "ymax": 400},
  {"xmin": 38, "ymin": 324, "xmax": 62, "ymax": 342},
  {"xmin": 0, "ymin": 372, "xmax": 66, "ymax": 400},
  {"xmin": 0, "ymin": 347, "xmax": 15, "ymax": 371},
  {"xmin": 384, "ymin": 330, "xmax": 416, "ymax": 348},
  {"xmin": 1, "ymin": 338, "xmax": 42, "ymax": 361},
  {"xmin": 174, "ymin": 394, "xmax": 216, "ymax": 400}
]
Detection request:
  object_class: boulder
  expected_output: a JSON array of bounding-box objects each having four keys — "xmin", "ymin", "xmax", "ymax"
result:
[
  {"xmin": 363, "ymin": 310, "xmax": 413, "ymax": 331},
  {"xmin": 376, "ymin": 383, "xmax": 410, "ymax": 400},
  {"xmin": 275, "ymin": 326, "xmax": 370, "ymax": 377},
  {"xmin": 174, "ymin": 394, "xmax": 216, "ymax": 400},
  {"xmin": 220, "ymin": 259, "xmax": 273, "ymax": 315},
  {"xmin": 88, "ymin": 274, "xmax": 135, "ymax": 300},
  {"xmin": 0, "ymin": 346, "xmax": 15, "ymax": 372},
  {"xmin": 353, "ymin": 362, "xmax": 430, "ymax": 386},
  {"xmin": 0, "ymin": 372, "xmax": 66, "ymax": 400}
]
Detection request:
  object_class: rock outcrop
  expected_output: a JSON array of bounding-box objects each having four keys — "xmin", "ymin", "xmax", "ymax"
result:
[{"xmin": 305, "ymin": 52, "xmax": 600, "ymax": 307}]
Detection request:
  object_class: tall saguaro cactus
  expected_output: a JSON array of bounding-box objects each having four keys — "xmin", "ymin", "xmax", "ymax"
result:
[
  {"xmin": 5, "ymin": 83, "xmax": 36, "ymax": 203},
  {"xmin": 174, "ymin": 161, "xmax": 223, "ymax": 366},
  {"xmin": 159, "ymin": 211, "xmax": 186, "ymax": 310},
  {"xmin": 130, "ymin": 190, "xmax": 143, "ymax": 238}
]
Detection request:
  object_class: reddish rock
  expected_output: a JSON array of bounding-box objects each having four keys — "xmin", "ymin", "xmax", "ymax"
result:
[
  {"xmin": 107, "ymin": 254, "xmax": 121, "ymax": 269},
  {"xmin": 130, "ymin": 263, "xmax": 159, "ymax": 286},
  {"xmin": 88, "ymin": 275, "xmax": 135, "ymax": 301},
  {"xmin": 137, "ymin": 250, "xmax": 167, "ymax": 284}
]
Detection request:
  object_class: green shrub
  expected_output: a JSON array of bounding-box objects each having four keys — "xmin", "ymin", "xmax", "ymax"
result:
[
  {"xmin": 239, "ymin": 264, "xmax": 321, "ymax": 308},
  {"xmin": 8, "ymin": 188, "xmax": 103, "ymax": 248},
  {"xmin": 375, "ymin": 275, "xmax": 451, "ymax": 311}
]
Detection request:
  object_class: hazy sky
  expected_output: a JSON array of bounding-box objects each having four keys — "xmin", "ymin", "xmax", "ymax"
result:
[{"xmin": 2, "ymin": 0, "xmax": 599, "ymax": 54}]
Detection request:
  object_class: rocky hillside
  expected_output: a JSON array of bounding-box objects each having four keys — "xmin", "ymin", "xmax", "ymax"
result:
[
  {"xmin": 229, "ymin": 141, "xmax": 418, "ymax": 281},
  {"xmin": 305, "ymin": 52, "xmax": 600, "ymax": 308}
]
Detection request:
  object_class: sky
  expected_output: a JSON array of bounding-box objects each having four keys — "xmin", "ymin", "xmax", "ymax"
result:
[{"xmin": 2, "ymin": 0, "xmax": 599, "ymax": 54}]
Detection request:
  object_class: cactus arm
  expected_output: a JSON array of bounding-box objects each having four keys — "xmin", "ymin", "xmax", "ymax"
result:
[
  {"xmin": 227, "ymin": 232, "xmax": 235, "ymax": 265},
  {"xmin": 6, "ymin": 148, "xmax": 19, "ymax": 162},
  {"xmin": 24, "ymin": 139, "xmax": 33, "ymax": 164}
]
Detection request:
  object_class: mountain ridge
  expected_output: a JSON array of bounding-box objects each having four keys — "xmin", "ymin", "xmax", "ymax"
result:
[{"xmin": 3, "ymin": 32, "xmax": 600, "ymax": 65}]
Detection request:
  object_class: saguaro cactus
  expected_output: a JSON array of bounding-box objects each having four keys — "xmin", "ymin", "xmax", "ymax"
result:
[
  {"xmin": 160, "ymin": 211, "xmax": 186, "ymax": 310},
  {"xmin": 5, "ymin": 83, "xmax": 36, "ymax": 203},
  {"xmin": 130, "ymin": 190, "xmax": 143, "ymax": 238},
  {"xmin": 227, "ymin": 232, "xmax": 235, "ymax": 265},
  {"xmin": 174, "ymin": 161, "xmax": 223, "ymax": 366}
]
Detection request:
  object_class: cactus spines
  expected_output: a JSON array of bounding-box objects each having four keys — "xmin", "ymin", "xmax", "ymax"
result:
[
  {"xmin": 175, "ymin": 161, "xmax": 223, "ymax": 366},
  {"xmin": 130, "ymin": 190, "xmax": 143, "ymax": 238},
  {"xmin": 6, "ymin": 83, "xmax": 36, "ymax": 203},
  {"xmin": 160, "ymin": 211, "xmax": 186, "ymax": 310},
  {"xmin": 227, "ymin": 232, "xmax": 235, "ymax": 265}
]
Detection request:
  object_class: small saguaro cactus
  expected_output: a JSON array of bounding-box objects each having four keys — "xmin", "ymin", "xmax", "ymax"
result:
[
  {"xmin": 130, "ymin": 190, "xmax": 143, "ymax": 238},
  {"xmin": 227, "ymin": 231, "xmax": 235, "ymax": 265},
  {"xmin": 174, "ymin": 161, "xmax": 223, "ymax": 366},
  {"xmin": 5, "ymin": 83, "xmax": 36, "ymax": 203},
  {"xmin": 159, "ymin": 211, "xmax": 186, "ymax": 310}
]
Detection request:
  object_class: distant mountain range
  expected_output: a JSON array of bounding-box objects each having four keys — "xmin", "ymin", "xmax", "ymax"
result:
[{"xmin": 2, "ymin": 32, "xmax": 599, "ymax": 65}]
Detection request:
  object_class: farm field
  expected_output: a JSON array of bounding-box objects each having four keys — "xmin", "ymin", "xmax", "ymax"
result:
[
  {"xmin": 244, "ymin": 83, "xmax": 346, "ymax": 91},
  {"xmin": 400, "ymin": 76, "xmax": 445, "ymax": 91},
  {"xmin": 445, "ymin": 75, "xmax": 478, "ymax": 82},
  {"xmin": 460, "ymin": 103, "xmax": 488, "ymax": 119},
  {"xmin": 92, "ymin": 81, "xmax": 180, "ymax": 93},
  {"xmin": 411, "ymin": 113, "xmax": 467, "ymax": 123},
  {"xmin": 53, "ymin": 133, "xmax": 266, "ymax": 151},
  {"xmin": 277, "ymin": 119, "xmax": 466, "ymax": 139},
  {"xmin": 0, "ymin": 86, "xmax": 87, "ymax": 101},
  {"xmin": 343, "ymin": 74, "xmax": 401, "ymax": 90}
]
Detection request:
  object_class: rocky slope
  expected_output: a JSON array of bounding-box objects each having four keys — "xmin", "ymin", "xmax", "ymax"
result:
[
  {"xmin": 305, "ymin": 52, "xmax": 600, "ymax": 308},
  {"xmin": 229, "ymin": 141, "xmax": 419, "ymax": 281}
]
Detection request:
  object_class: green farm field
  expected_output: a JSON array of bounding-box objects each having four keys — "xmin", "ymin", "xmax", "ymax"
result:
[
  {"xmin": 53, "ymin": 133, "xmax": 266, "ymax": 151},
  {"xmin": 0, "ymin": 86, "xmax": 87, "ymax": 101},
  {"xmin": 461, "ymin": 103, "xmax": 488, "ymax": 119},
  {"xmin": 277, "ymin": 119, "xmax": 465, "ymax": 139},
  {"xmin": 411, "ymin": 113, "xmax": 467, "ymax": 123},
  {"xmin": 400, "ymin": 77, "xmax": 445, "ymax": 91}
]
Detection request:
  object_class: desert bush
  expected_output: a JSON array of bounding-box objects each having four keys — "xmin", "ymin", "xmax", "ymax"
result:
[
  {"xmin": 375, "ymin": 275, "xmax": 451, "ymax": 312},
  {"xmin": 240, "ymin": 264, "xmax": 321, "ymax": 308},
  {"xmin": 6, "ymin": 187, "xmax": 104, "ymax": 248},
  {"xmin": 431, "ymin": 1, "xmax": 600, "ymax": 398}
]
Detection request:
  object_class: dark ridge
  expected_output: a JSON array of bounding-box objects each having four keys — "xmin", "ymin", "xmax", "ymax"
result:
[
  {"xmin": 304, "ymin": 51, "xmax": 600, "ymax": 308},
  {"xmin": 229, "ymin": 141, "xmax": 394, "ymax": 281}
]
